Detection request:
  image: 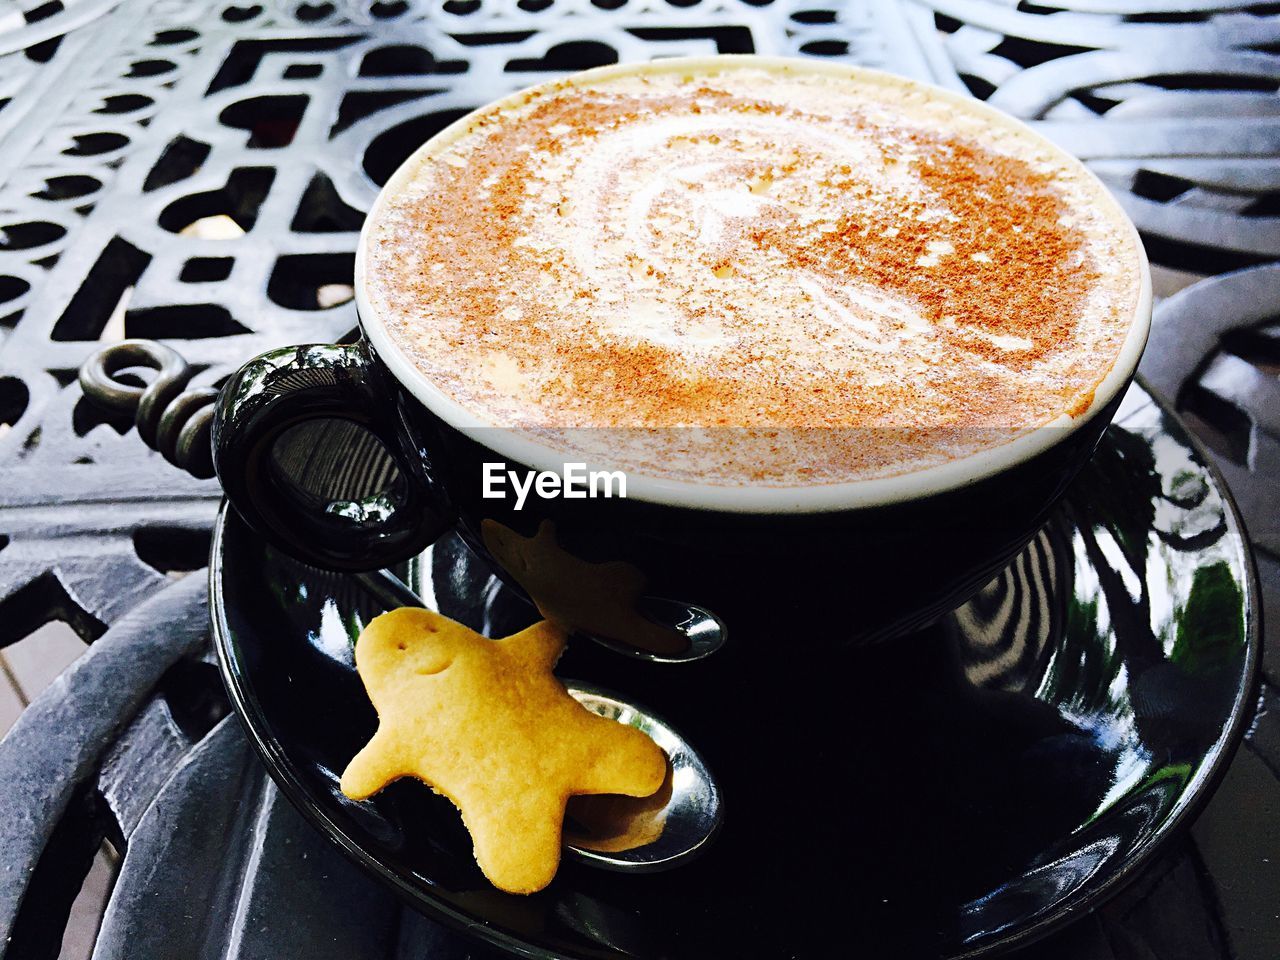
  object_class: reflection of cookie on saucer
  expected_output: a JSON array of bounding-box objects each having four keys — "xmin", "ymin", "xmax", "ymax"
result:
[
  {"xmin": 482, "ymin": 518, "xmax": 688, "ymax": 655},
  {"xmin": 340, "ymin": 607, "xmax": 667, "ymax": 894},
  {"xmin": 565, "ymin": 764, "xmax": 674, "ymax": 854}
]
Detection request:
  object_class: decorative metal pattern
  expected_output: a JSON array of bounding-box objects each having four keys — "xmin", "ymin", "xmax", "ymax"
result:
[
  {"xmin": 79, "ymin": 338, "xmax": 218, "ymax": 477},
  {"xmin": 902, "ymin": 0, "xmax": 1280, "ymax": 269}
]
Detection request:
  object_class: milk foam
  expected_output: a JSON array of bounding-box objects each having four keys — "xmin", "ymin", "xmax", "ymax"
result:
[{"xmin": 364, "ymin": 62, "xmax": 1143, "ymax": 485}]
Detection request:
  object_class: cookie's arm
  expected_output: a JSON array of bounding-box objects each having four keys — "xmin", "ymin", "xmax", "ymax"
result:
[
  {"xmin": 500, "ymin": 620, "xmax": 566, "ymax": 671},
  {"xmin": 340, "ymin": 728, "xmax": 408, "ymax": 800},
  {"xmin": 573, "ymin": 720, "xmax": 668, "ymax": 798}
]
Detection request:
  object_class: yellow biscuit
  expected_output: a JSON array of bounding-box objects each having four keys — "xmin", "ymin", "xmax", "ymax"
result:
[{"xmin": 340, "ymin": 607, "xmax": 668, "ymax": 894}]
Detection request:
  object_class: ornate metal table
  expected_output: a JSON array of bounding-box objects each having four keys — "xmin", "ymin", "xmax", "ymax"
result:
[{"xmin": 0, "ymin": 1, "xmax": 1276, "ymax": 958}]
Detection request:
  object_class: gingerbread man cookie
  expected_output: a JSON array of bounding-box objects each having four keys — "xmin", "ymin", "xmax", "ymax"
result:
[{"xmin": 340, "ymin": 607, "xmax": 667, "ymax": 894}]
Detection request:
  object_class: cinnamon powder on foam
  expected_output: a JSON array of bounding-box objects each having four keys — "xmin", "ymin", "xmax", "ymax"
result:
[{"xmin": 366, "ymin": 70, "xmax": 1141, "ymax": 485}]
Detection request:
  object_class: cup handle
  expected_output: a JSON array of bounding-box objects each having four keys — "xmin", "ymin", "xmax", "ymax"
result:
[
  {"xmin": 80, "ymin": 339, "xmax": 450, "ymax": 572},
  {"xmin": 212, "ymin": 341, "xmax": 452, "ymax": 571}
]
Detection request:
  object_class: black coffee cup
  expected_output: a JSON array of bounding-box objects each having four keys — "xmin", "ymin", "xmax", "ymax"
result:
[{"xmin": 209, "ymin": 58, "xmax": 1154, "ymax": 657}]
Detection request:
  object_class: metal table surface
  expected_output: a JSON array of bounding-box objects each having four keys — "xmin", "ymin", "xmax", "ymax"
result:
[{"xmin": 0, "ymin": 1, "xmax": 1276, "ymax": 958}]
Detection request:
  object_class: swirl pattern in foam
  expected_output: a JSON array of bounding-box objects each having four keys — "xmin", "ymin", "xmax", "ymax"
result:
[{"xmin": 363, "ymin": 62, "xmax": 1143, "ymax": 486}]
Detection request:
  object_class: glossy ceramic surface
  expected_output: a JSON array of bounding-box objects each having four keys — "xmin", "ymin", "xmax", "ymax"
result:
[{"xmin": 211, "ymin": 381, "xmax": 1259, "ymax": 960}]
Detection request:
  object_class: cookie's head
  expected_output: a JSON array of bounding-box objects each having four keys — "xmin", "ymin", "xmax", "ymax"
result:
[{"xmin": 356, "ymin": 607, "xmax": 466, "ymax": 688}]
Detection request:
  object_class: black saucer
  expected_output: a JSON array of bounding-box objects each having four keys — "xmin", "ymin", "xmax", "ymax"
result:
[{"xmin": 210, "ymin": 381, "xmax": 1259, "ymax": 960}]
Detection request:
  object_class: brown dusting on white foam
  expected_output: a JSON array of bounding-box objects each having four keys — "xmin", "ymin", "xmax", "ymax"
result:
[{"xmin": 365, "ymin": 66, "xmax": 1141, "ymax": 485}]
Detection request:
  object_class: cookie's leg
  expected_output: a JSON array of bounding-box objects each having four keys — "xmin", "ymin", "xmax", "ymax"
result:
[{"xmin": 464, "ymin": 791, "xmax": 566, "ymax": 895}]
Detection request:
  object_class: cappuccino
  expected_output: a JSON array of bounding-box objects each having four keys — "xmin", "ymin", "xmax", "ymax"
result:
[{"xmin": 363, "ymin": 60, "xmax": 1143, "ymax": 485}]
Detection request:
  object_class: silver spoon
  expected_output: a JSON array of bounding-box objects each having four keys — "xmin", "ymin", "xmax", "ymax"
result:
[{"xmin": 354, "ymin": 568, "xmax": 723, "ymax": 873}]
